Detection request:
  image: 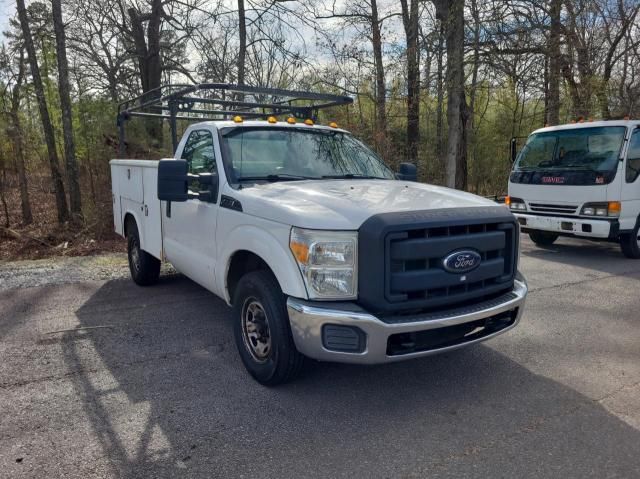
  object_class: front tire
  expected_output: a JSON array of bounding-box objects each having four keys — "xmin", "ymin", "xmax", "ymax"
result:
[
  {"xmin": 127, "ymin": 221, "xmax": 161, "ymax": 286},
  {"xmin": 528, "ymin": 230, "xmax": 559, "ymax": 246},
  {"xmin": 620, "ymin": 222, "xmax": 640, "ymax": 259},
  {"xmin": 232, "ymin": 270, "xmax": 305, "ymax": 385}
]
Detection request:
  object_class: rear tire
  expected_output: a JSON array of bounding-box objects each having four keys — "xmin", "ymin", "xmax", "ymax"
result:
[
  {"xmin": 232, "ymin": 270, "xmax": 305, "ymax": 386},
  {"xmin": 127, "ymin": 221, "xmax": 161, "ymax": 286},
  {"xmin": 620, "ymin": 222, "xmax": 640, "ymax": 259},
  {"xmin": 528, "ymin": 230, "xmax": 559, "ymax": 246}
]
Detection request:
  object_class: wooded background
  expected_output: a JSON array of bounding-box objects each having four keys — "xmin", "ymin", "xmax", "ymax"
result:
[{"xmin": 1, "ymin": 0, "xmax": 639, "ymax": 258}]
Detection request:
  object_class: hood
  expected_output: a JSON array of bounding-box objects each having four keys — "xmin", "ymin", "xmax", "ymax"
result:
[{"xmin": 231, "ymin": 180, "xmax": 499, "ymax": 230}]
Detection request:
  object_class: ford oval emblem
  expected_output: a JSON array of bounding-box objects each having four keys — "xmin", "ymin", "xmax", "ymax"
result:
[{"xmin": 442, "ymin": 250, "xmax": 481, "ymax": 274}]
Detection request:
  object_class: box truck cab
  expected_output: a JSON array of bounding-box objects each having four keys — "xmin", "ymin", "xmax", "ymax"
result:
[{"xmin": 508, "ymin": 120, "xmax": 640, "ymax": 258}]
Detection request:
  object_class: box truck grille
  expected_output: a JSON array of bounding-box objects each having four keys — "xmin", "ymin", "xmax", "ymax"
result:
[
  {"xmin": 529, "ymin": 203, "xmax": 578, "ymax": 214},
  {"xmin": 358, "ymin": 207, "xmax": 518, "ymax": 314}
]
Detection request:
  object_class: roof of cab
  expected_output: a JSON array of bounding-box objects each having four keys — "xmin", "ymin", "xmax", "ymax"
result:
[
  {"xmin": 531, "ymin": 119, "xmax": 640, "ymax": 135},
  {"xmin": 186, "ymin": 120, "xmax": 350, "ymax": 134}
]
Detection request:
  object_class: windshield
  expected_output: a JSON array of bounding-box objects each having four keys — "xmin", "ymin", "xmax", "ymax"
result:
[
  {"xmin": 221, "ymin": 127, "xmax": 395, "ymax": 182},
  {"xmin": 515, "ymin": 126, "xmax": 625, "ymax": 172}
]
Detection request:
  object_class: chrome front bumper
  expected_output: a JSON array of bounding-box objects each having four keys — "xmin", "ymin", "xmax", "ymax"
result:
[{"xmin": 287, "ymin": 277, "xmax": 527, "ymax": 364}]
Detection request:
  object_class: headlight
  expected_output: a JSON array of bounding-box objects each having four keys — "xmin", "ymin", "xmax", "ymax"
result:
[
  {"xmin": 290, "ymin": 227, "xmax": 357, "ymax": 299},
  {"xmin": 506, "ymin": 196, "xmax": 527, "ymax": 211},
  {"xmin": 580, "ymin": 202, "xmax": 620, "ymax": 217}
]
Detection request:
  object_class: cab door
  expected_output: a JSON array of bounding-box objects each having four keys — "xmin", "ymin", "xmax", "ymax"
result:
[
  {"xmin": 162, "ymin": 129, "xmax": 220, "ymax": 292},
  {"xmin": 621, "ymin": 128, "xmax": 640, "ymax": 231}
]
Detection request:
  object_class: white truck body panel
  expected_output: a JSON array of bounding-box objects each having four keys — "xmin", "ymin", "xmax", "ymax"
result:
[{"xmin": 111, "ymin": 160, "xmax": 162, "ymax": 258}]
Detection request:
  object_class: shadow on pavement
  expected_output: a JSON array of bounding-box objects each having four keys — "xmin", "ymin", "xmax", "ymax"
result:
[
  {"xmin": 65, "ymin": 275, "xmax": 640, "ymax": 478},
  {"xmin": 521, "ymin": 234, "xmax": 639, "ymax": 276}
]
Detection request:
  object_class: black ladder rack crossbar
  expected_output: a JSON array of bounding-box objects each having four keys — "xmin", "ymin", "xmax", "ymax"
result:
[{"xmin": 116, "ymin": 83, "xmax": 353, "ymax": 155}]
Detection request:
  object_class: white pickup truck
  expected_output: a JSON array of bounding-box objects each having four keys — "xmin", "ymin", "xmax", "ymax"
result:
[
  {"xmin": 508, "ymin": 120, "xmax": 640, "ymax": 258},
  {"xmin": 111, "ymin": 85, "xmax": 527, "ymax": 384}
]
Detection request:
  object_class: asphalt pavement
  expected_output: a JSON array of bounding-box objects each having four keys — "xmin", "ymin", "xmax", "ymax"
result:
[{"xmin": 1, "ymin": 235, "xmax": 639, "ymax": 478}]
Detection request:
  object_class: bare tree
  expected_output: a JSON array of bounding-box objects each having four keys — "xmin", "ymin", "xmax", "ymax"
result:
[
  {"xmin": 16, "ymin": 0, "xmax": 69, "ymax": 223},
  {"xmin": 433, "ymin": 0, "xmax": 468, "ymax": 189},
  {"xmin": 1, "ymin": 46, "xmax": 32, "ymax": 224},
  {"xmin": 52, "ymin": 0, "xmax": 82, "ymax": 219},
  {"xmin": 400, "ymin": 0, "xmax": 420, "ymax": 164}
]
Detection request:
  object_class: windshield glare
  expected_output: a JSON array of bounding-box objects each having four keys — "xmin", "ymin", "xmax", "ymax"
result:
[
  {"xmin": 222, "ymin": 128, "xmax": 395, "ymax": 181},
  {"xmin": 515, "ymin": 126, "xmax": 625, "ymax": 172}
]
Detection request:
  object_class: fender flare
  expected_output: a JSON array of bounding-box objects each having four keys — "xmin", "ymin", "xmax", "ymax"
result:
[
  {"xmin": 218, "ymin": 225, "xmax": 308, "ymax": 303},
  {"xmin": 122, "ymin": 209, "xmax": 146, "ymax": 250}
]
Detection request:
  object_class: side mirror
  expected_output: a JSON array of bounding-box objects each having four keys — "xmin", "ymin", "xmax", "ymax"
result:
[
  {"xmin": 510, "ymin": 137, "xmax": 518, "ymax": 163},
  {"xmin": 397, "ymin": 162, "xmax": 417, "ymax": 181},
  {"xmin": 158, "ymin": 159, "xmax": 188, "ymax": 202},
  {"xmin": 194, "ymin": 172, "xmax": 219, "ymax": 203}
]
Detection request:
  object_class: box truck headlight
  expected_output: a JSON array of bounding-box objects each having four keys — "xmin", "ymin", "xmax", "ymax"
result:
[
  {"xmin": 580, "ymin": 202, "xmax": 620, "ymax": 218},
  {"xmin": 506, "ymin": 196, "xmax": 527, "ymax": 211},
  {"xmin": 290, "ymin": 228, "xmax": 357, "ymax": 299}
]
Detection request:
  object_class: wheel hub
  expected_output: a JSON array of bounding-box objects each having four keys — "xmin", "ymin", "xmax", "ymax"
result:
[
  {"xmin": 241, "ymin": 299, "xmax": 272, "ymax": 362},
  {"xmin": 130, "ymin": 239, "xmax": 141, "ymax": 272}
]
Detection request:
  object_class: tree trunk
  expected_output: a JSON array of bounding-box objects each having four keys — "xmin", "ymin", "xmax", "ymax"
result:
[
  {"xmin": 546, "ymin": 0, "xmax": 561, "ymax": 125},
  {"xmin": 129, "ymin": 0, "xmax": 164, "ymax": 144},
  {"xmin": 370, "ymin": 0, "xmax": 387, "ymax": 154},
  {"xmin": 400, "ymin": 0, "xmax": 420, "ymax": 164},
  {"xmin": 435, "ymin": 23, "xmax": 444, "ymax": 165},
  {"xmin": 9, "ymin": 49, "xmax": 32, "ymax": 225},
  {"xmin": 434, "ymin": 0, "xmax": 468, "ymax": 190},
  {"xmin": 16, "ymin": 0, "xmax": 69, "ymax": 223},
  {"xmin": 52, "ymin": 0, "xmax": 82, "ymax": 220},
  {"xmin": 237, "ymin": 0, "xmax": 247, "ymax": 85}
]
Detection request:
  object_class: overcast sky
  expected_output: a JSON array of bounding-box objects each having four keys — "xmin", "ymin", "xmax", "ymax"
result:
[{"xmin": 1, "ymin": 0, "xmax": 14, "ymax": 38}]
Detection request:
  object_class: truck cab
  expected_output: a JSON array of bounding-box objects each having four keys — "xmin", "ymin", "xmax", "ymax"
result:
[
  {"xmin": 111, "ymin": 84, "xmax": 527, "ymax": 385},
  {"xmin": 508, "ymin": 120, "xmax": 640, "ymax": 258}
]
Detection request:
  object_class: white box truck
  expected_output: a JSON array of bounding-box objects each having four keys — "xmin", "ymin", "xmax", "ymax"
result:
[
  {"xmin": 111, "ymin": 84, "xmax": 527, "ymax": 385},
  {"xmin": 508, "ymin": 120, "xmax": 640, "ymax": 258}
]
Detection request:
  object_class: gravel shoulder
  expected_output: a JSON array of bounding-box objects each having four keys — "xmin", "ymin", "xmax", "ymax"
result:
[{"xmin": 0, "ymin": 254, "xmax": 175, "ymax": 290}]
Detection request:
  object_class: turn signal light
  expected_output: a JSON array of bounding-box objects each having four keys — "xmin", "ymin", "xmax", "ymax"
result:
[
  {"xmin": 505, "ymin": 196, "xmax": 511, "ymax": 206},
  {"xmin": 608, "ymin": 201, "xmax": 621, "ymax": 215}
]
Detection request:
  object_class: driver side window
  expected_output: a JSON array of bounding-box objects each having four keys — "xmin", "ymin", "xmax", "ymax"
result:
[
  {"xmin": 627, "ymin": 130, "xmax": 640, "ymax": 183},
  {"xmin": 182, "ymin": 130, "xmax": 216, "ymax": 174}
]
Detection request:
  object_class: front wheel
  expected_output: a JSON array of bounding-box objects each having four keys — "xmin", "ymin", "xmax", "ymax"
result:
[
  {"xmin": 528, "ymin": 230, "xmax": 559, "ymax": 246},
  {"xmin": 232, "ymin": 270, "xmax": 305, "ymax": 385},
  {"xmin": 620, "ymin": 222, "xmax": 640, "ymax": 259}
]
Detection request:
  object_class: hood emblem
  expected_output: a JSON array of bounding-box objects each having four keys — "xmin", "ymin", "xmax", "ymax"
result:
[{"xmin": 442, "ymin": 250, "xmax": 481, "ymax": 274}]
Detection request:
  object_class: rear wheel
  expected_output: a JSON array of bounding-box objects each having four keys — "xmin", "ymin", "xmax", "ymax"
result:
[
  {"xmin": 127, "ymin": 221, "xmax": 161, "ymax": 285},
  {"xmin": 620, "ymin": 222, "xmax": 640, "ymax": 259},
  {"xmin": 528, "ymin": 230, "xmax": 559, "ymax": 246},
  {"xmin": 232, "ymin": 270, "xmax": 305, "ymax": 385}
]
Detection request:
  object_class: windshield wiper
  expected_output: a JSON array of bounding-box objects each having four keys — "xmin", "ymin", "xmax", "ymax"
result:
[
  {"xmin": 237, "ymin": 174, "xmax": 318, "ymax": 182},
  {"xmin": 321, "ymin": 174, "xmax": 387, "ymax": 180}
]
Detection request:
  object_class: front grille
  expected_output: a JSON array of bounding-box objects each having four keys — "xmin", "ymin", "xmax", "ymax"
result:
[
  {"xmin": 529, "ymin": 202, "xmax": 578, "ymax": 214},
  {"xmin": 358, "ymin": 207, "xmax": 518, "ymax": 314}
]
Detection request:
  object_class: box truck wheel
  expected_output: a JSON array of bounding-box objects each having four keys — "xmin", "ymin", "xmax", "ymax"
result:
[
  {"xmin": 232, "ymin": 270, "xmax": 305, "ymax": 385},
  {"xmin": 528, "ymin": 230, "xmax": 558, "ymax": 246},
  {"xmin": 126, "ymin": 221, "xmax": 161, "ymax": 285},
  {"xmin": 620, "ymin": 222, "xmax": 640, "ymax": 259}
]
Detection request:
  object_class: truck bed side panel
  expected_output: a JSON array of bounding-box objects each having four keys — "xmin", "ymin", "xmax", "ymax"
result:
[{"xmin": 142, "ymin": 167, "xmax": 162, "ymax": 258}]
